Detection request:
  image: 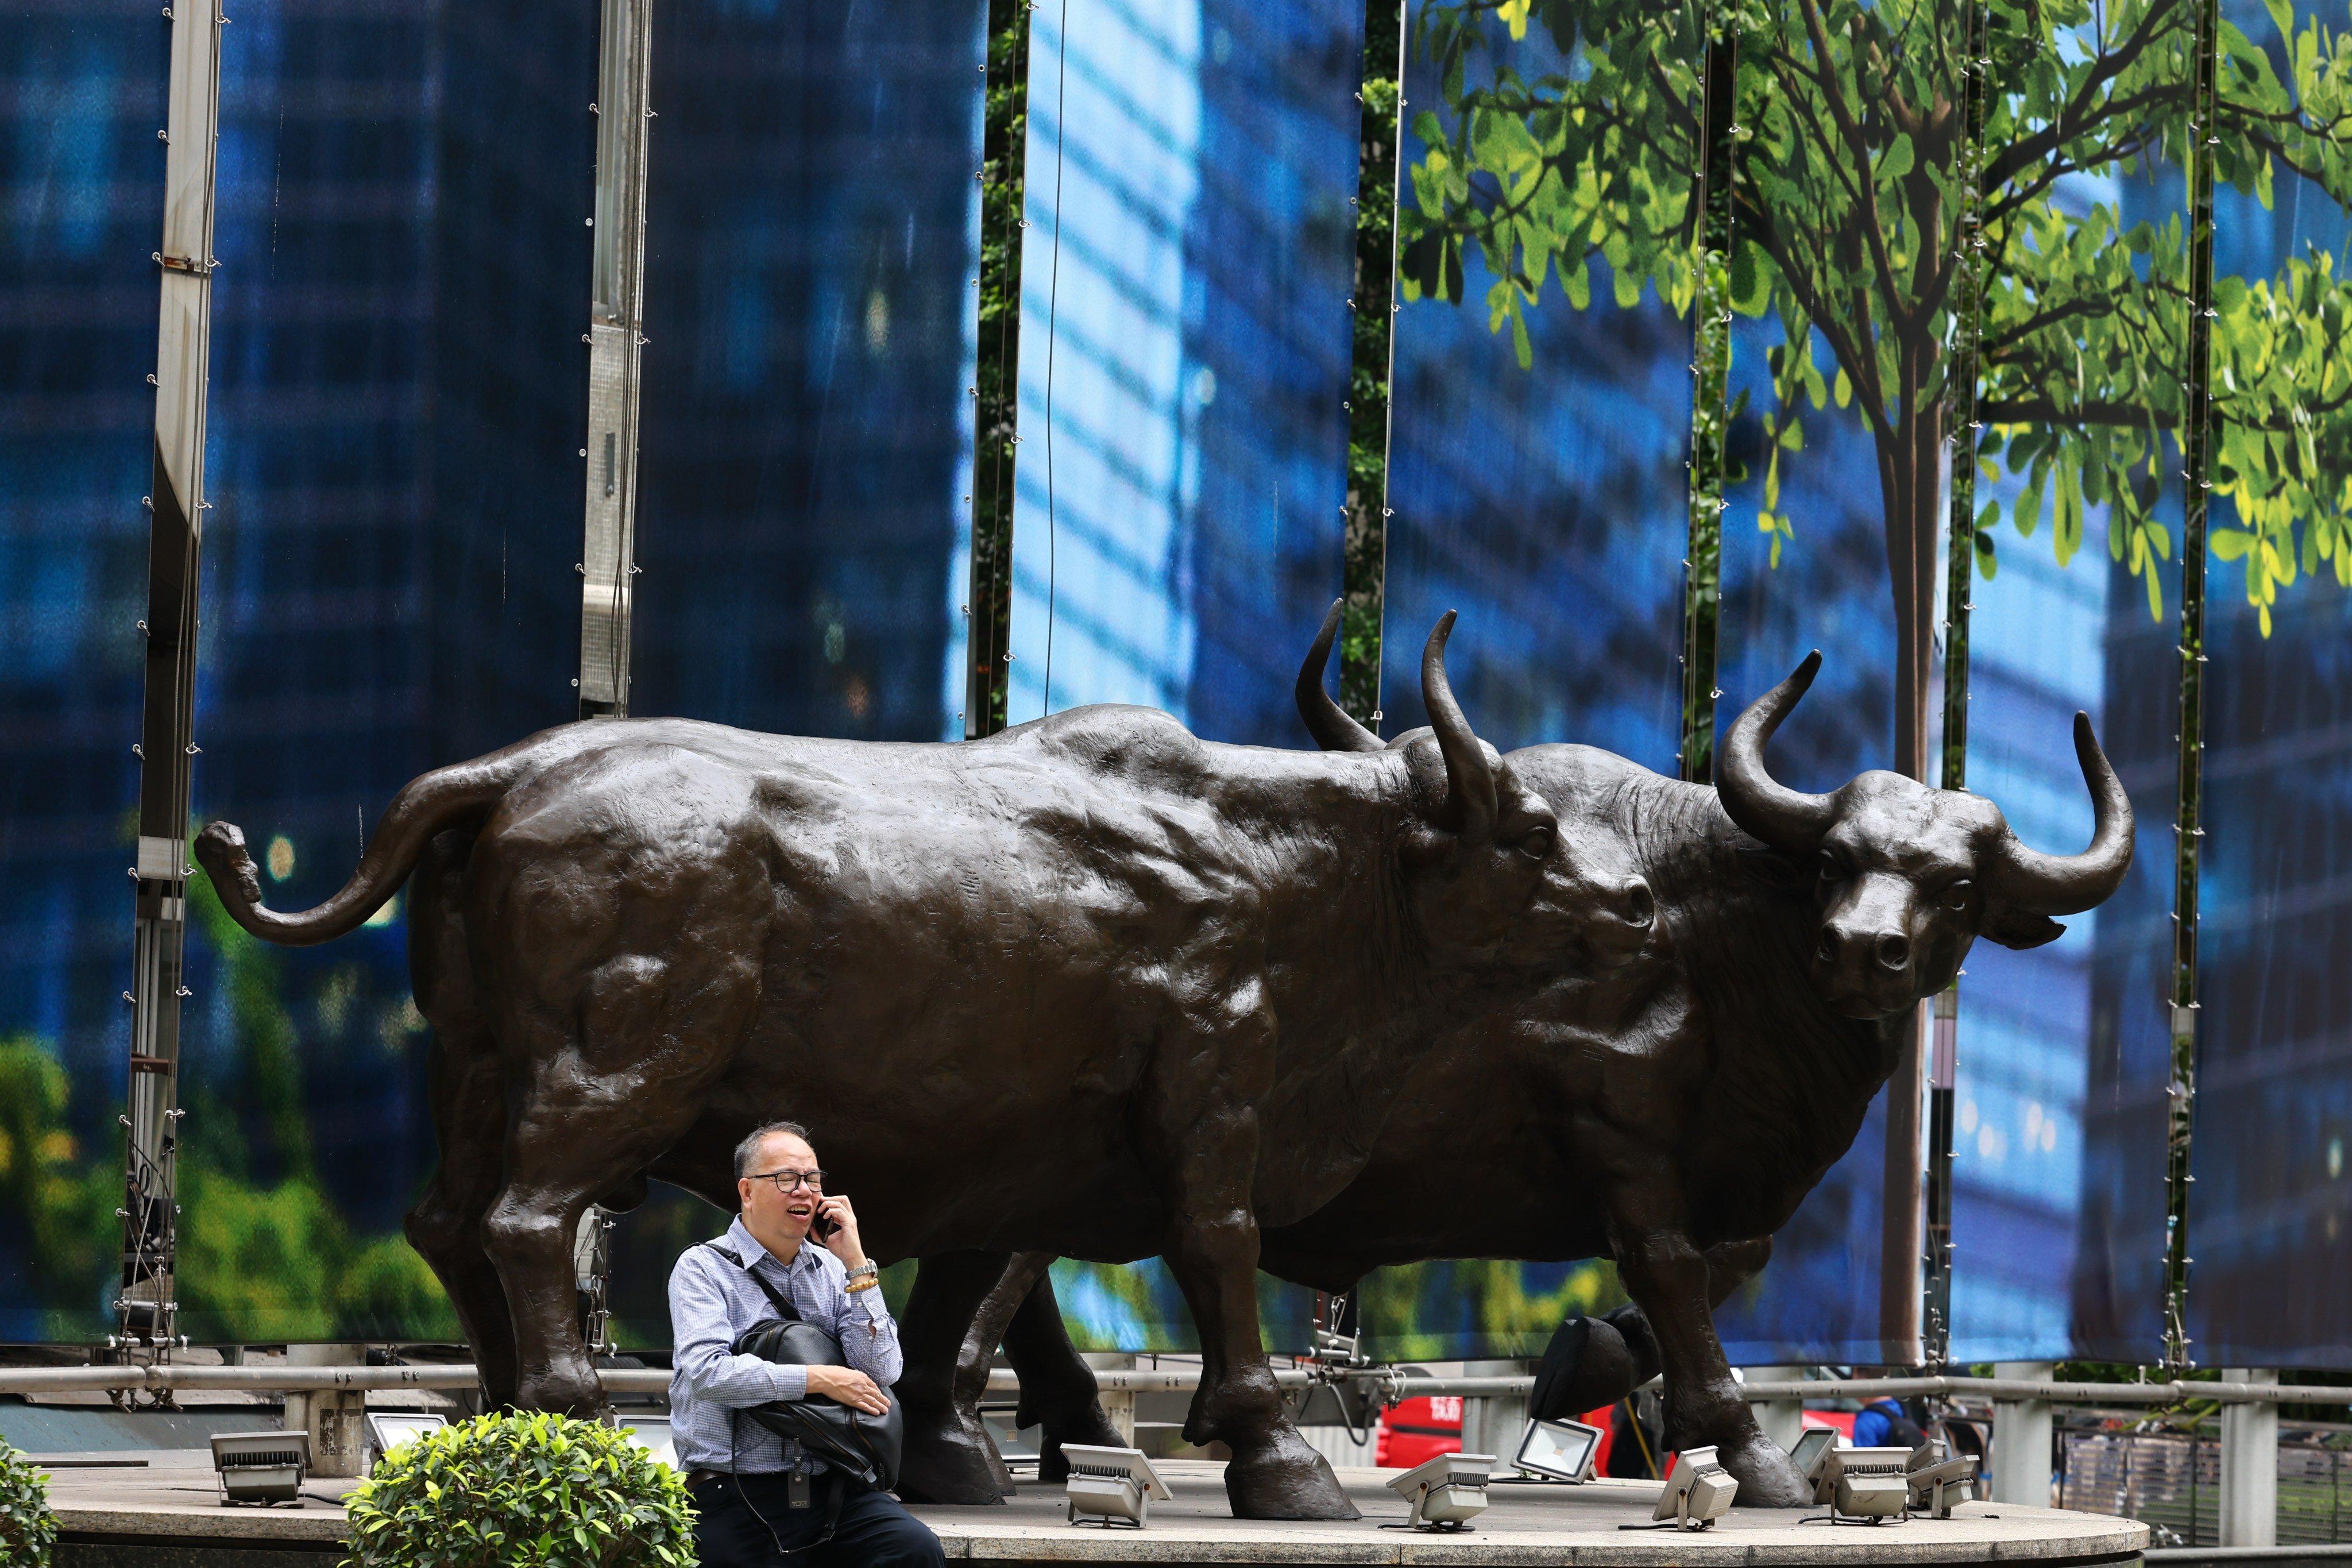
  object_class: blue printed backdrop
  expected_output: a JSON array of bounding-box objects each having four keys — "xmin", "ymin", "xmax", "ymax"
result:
[
  {"xmin": 1003, "ymin": 0, "xmax": 1357, "ymax": 744},
  {"xmin": 1713, "ymin": 319, "xmax": 1896, "ymax": 1364},
  {"xmin": 0, "ymin": 0, "xmax": 980, "ymax": 1345},
  {"xmin": 2180, "ymin": 0, "xmax": 2352, "ymax": 1369},
  {"xmin": 0, "ymin": 0, "xmax": 161, "ymax": 1341},
  {"xmin": 631, "ymin": 0, "xmax": 984, "ymax": 746},
  {"xmin": 1377, "ymin": 1, "xmax": 1685, "ymax": 766}
]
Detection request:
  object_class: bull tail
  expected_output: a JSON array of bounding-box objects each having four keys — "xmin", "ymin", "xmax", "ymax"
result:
[{"xmin": 195, "ymin": 744, "xmax": 541, "ymax": 947}]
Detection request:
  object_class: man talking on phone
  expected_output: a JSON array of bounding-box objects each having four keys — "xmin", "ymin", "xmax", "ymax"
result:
[{"xmin": 669, "ymin": 1119, "xmax": 943, "ymax": 1566}]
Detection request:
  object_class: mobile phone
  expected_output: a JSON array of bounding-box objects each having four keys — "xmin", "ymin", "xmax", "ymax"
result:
[{"xmin": 812, "ymin": 1206, "xmax": 841, "ymax": 1241}]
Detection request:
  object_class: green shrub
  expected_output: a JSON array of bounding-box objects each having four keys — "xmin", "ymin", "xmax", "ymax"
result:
[
  {"xmin": 0, "ymin": 1438, "xmax": 56, "ymax": 1568},
  {"xmin": 342, "ymin": 1411, "xmax": 695, "ymax": 1568}
]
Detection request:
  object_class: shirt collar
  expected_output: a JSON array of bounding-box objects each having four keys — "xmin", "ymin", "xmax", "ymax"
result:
[{"xmin": 726, "ymin": 1214, "xmax": 817, "ymax": 1275}]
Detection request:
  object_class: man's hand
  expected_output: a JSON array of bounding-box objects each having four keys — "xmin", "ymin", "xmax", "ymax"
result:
[
  {"xmin": 805, "ymin": 1364, "xmax": 890, "ymax": 1415},
  {"xmin": 814, "ymin": 1194, "xmax": 867, "ymax": 1269}
]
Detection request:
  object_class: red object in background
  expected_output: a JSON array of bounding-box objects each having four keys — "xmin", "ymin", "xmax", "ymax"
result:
[
  {"xmin": 1581, "ymin": 1405, "xmax": 1618, "ymax": 1474},
  {"xmin": 1803, "ymin": 1409, "xmax": 1856, "ymax": 1440},
  {"xmin": 1375, "ymin": 1395, "xmax": 1463, "ymax": 1468}
]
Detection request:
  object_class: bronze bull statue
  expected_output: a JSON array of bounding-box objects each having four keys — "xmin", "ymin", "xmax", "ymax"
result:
[
  {"xmin": 891, "ymin": 631, "xmax": 2135, "ymax": 1506},
  {"xmin": 194, "ymin": 612, "xmax": 1657, "ymax": 1520}
]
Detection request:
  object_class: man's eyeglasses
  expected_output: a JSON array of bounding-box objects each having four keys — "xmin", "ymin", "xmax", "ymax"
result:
[{"xmin": 750, "ymin": 1168, "xmax": 826, "ymax": 1193}]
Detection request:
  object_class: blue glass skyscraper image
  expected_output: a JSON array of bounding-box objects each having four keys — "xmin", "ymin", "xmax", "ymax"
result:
[
  {"xmin": 2177, "ymin": 0, "xmax": 2352, "ymax": 1368},
  {"xmin": 1378, "ymin": 0, "xmax": 1693, "ymax": 764},
  {"xmin": 0, "ymin": 0, "xmax": 163, "ymax": 1340},
  {"xmin": 1004, "ymin": 0, "xmax": 1357, "ymax": 744},
  {"xmin": 631, "ymin": 0, "xmax": 984, "ymax": 746}
]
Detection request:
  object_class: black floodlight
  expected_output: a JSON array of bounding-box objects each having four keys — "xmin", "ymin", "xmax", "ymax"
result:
[
  {"xmin": 1788, "ymin": 1424, "xmax": 1836, "ymax": 1474},
  {"xmin": 210, "ymin": 1430, "xmax": 312, "ymax": 1506},
  {"xmin": 364, "ymin": 1413, "xmax": 445, "ymax": 1473},
  {"xmin": 1907, "ymin": 1439, "xmax": 1974, "ymax": 1518},
  {"xmin": 1513, "ymin": 1416, "xmax": 1602, "ymax": 1482},
  {"xmin": 1803, "ymin": 1442, "xmax": 1913, "ymax": 1521},
  {"xmin": 1652, "ymin": 1444, "xmax": 1738, "ymax": 1529},
  {"xmin": 1387, "ymin": 1451, "xmax": 1492, "ymax": 1530},
  {"xmin": 1061, "ymin": 1443, "xmax": 1172, "ymax": 1527}
]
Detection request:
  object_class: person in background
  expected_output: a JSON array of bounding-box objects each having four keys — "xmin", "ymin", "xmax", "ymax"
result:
[
  {"xmin": 669, "ymin": 1119, "xmax": 943, "ymax": 1567},
  {"xmin": 1852, "ymin": 1395, "xmax": 1928, "ymax": 1450}
]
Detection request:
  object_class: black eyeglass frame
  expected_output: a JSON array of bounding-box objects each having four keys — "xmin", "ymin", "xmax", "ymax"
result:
[{"xmin": 747, "ymin": 1168, "xmax": 827, "ymax": 1193}]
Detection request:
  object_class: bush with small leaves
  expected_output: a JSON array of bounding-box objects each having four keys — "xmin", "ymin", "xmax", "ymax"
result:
[
  {"xmin": 0, "ymin": 1438, "xmax": 56, "ymax": 1568},
  {"xmin": 341, "ymin": 1411, "xmax": 694, "ymax": 1568}
]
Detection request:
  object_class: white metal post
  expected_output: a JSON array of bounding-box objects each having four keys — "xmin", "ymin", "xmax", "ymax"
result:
[
  {"xmin": 2219, "ymin": 1368, "xmax": 2278, "ymax": 1546},
  {"xmin": 1459, "ymin": 1358, "xmax": 1528, "ymax": 1463},
  {"xmin": 1990, "ymin": 1361, "xmax": 2056, "ymax": 1507},
  {"xmin": 1745, "ymin": 1366, "xmax": 1805, "ymax": 1453},
  {"xmin": 577, "ymin": 0, "xmax": 654, "ymax": 718},
  {"xmin": 119, "ymin": 0, "xmax": 226, "ymax": 1366}
]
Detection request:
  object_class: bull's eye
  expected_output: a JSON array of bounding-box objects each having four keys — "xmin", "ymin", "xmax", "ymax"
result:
[
  {"xmin": 1517, "ymin": 825, "xmax": 1556, "ymax": 860},
  {"xmin": 1942, "ymin": 879, "xmax": 1973, "ymax": 912},
  {"xmin": 1818, "ymin": 853, "xmax": 1840, "ymax": 882}
]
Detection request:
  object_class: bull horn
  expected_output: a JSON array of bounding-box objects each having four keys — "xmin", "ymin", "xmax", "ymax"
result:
[
  {"xmin": 1716, "ymin": 651, "xmax": 1836, "ymax": 852},
  {"xmin": 1296, "ymin": 598, "xmax": 1384, "ymax": 752},
  {"xmin": 1991, "ymin": 712, "xmax": 2135, "ymax": 914},
  {"xmin": 1422, "ymin": 611, "xmax": 1497, "ymax": 839}
]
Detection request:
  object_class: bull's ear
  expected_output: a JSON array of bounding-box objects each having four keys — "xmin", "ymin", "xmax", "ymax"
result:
[{"xmin": 1983, "ymin": 909, "xmax": 2067, "ymax": 950}]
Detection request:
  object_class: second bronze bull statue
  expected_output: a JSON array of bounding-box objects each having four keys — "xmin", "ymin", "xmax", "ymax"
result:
[
  {"xmin": 195, "ymin": 613, "xmax": 1656, "ymax": 1520},
  {"xmin": 893, "ymin": 618, "xmax": 2137, "ymax": 1507}
]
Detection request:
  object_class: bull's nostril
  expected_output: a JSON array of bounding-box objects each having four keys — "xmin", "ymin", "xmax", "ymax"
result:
[
  {"xmin": 1876, "ymin": 934, "xmax": 1910, "ymax": 969},
  {"xmin": 1622, "ymin": 880, "xmax": 1655, "ymax": 928}
]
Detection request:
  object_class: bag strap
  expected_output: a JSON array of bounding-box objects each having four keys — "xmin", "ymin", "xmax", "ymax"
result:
[{"xmin": 701, "ymin": 1239, "xmax": 804, "ymax": 1324}]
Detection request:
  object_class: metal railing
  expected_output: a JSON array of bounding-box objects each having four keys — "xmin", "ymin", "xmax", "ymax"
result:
[{"xmin": 2, "ymin": 1361, "xmax": 2339, "ymax": 1408}]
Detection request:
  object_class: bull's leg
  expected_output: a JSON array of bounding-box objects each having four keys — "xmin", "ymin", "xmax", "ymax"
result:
[
  {"xmin": 482, "ymin": 952, "xmax": 755, "ymax": 1418},
  {"xmin": 1606, "ymin": 1195, "xmax": 1807, "ymax": 1506},
  {"xmin": 1146, "ymin": 1010, "xmax": 1355, "ymax": 1521},
  {"xmin": 401, "ymin": 831, "xmax": 520, "ymax": 1405},
  {"xmin": 405, "ymin": 1038, "xmax": 517, "ymax": 1402},
  {"xmin": 1004, "ymin": 1266, "xmax": 1123, "ymax": 1481},
  {"xmin": 897, "ymin": 1252, "xmax": 1032, "ymax": 1504}
]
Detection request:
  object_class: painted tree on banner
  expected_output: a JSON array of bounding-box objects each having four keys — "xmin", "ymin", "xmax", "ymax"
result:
[{"xmin": 1399, "ymin": 0, "xmax": 2352, "ymax": 775}]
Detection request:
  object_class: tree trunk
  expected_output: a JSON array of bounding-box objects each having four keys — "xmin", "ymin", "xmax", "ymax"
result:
[{"xmin": 1870, "ymin": 390, "xmax": 1944, "ymax": 1366}]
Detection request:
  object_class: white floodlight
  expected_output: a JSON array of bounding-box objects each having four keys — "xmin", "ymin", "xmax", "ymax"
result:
[
  {"xmin": 210, "ymin": 1430, "xmax": 312, "ymax": 1506},
  {"xmin": 1513, "ymin": 1416, "xmax": 1602, "ymax": 1482},
  {"xmin": 619, "ymin": 1416, "xmax": 677, "ymax": 1471},
  {"xmin": 1387, "ymin": 1451, "xmax": 1492, "ymax": 1530},
  {"xmin": 1787, "ymin": 1424, "xmax": 1836, "ymax": 1474},
  {"xmin": 364, "ymin": 1413, "xmax": 446, "ymax": 1473},
  {"xmin": 1803, "ymin": 1443, "xmax": 1914, "ymax": 1521},
  {"xmin": 1652, "ymin": 1445, "xmax": 1739, "ymax": 1529},
  {"xmin": 1061, "ymin": 1443, "xmax": 1172, "ymax": 1527},
  {"xmin": 1907, "ymin": 1439, "xmax": 1975, "ymax": 1518}
]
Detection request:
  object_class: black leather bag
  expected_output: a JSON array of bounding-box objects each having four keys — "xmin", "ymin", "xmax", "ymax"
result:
[{"xmin": 705, "ymin": 1242, "xmax": 905, "ymax": 1492}]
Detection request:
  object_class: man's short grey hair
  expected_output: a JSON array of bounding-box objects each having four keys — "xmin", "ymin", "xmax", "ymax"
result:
[{"xmin": 735, "ymin": 1119, "xmax": 813, "ymax": 1179}]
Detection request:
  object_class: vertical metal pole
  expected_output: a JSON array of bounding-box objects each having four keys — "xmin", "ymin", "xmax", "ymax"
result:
[
  {"xmin": 577, "ymin": 0, "xmax": 654, "ymax": 720},
  {"xmin": 2165, "ymin": 0, "xmax": 2220, "ymax": 1377},
  {"xmin": 118, "ymin": 0, "xmax": 226, "ymax": 1371},
  {"xmin": 1677, "ymin": 7, "xmax": 1735, "ymax": 785},
  {"xmin": 1925, "ymin": 0, "xmax": 1992, "ymax": 1375},
  {"xmin": 2219, "ymin": 1369, "xmax": 2278, "ymax": 1547},
  {"xmin": 965, "ymin": 0, "xmax": 1031, "ymax": 739},
  {"xmin": 1340, "ymin": 0, "xmax": 1409, "ymax": 731}
]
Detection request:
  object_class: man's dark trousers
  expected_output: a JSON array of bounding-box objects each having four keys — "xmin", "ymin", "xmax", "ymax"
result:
[{"xmin": 692, "ymin": 1470, "xmax": 944, "ymax": 1567}]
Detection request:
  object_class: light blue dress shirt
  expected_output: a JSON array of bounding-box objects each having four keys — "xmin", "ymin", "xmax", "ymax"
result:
[{"xmin": 667, "ymin": 1215, "xmax": 903, "ymax": 1474}]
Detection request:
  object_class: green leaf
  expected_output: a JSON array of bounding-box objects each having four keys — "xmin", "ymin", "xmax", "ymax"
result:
[{"xmin": 1878, "ymin": 132, "xmax": 1915, "ymax": 181}]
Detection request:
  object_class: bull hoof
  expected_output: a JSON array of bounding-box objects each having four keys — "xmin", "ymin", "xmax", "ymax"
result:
[
  {"xmin": 1036, "ymin": 1409, "xmax": 1128, "ymax": 1484},
  {"xmin": 1717, "ymin": 1427, "xmax": 1812, "ymax": 1508},
  {"xmin": 896, "ymin": 1408, "xmax": 1013, "ymax": 1505},
  {"xmin": 513, "ymin": 1366, "xmax": 610, "ymax": 1422},
  {"xmin": 1221, "ymin": 1430, "xmax": 1361, "ymax": 1520}
]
